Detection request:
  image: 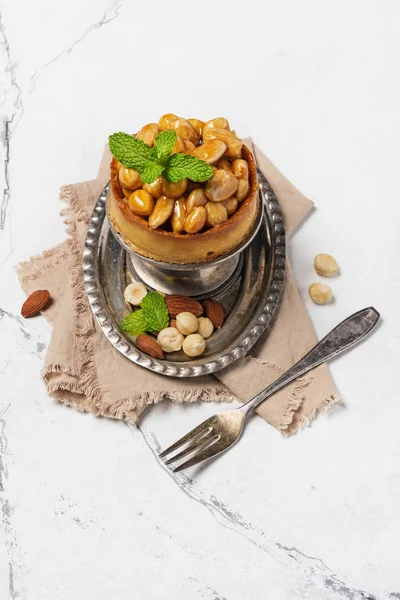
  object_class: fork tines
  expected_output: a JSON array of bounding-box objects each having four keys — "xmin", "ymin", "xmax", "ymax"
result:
[{"xmin": 159, "ymin": 421, "xmax": 220, "ymax": 472}]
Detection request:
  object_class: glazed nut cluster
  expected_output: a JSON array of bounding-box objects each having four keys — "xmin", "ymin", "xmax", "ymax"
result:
[{"xmin": 117, "ymin": 115, "xmax": 250, "ymax": 234}]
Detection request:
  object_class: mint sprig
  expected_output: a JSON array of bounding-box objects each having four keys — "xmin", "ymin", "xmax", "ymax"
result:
[
  {"xmin": 154, "ymin": 130, "xmax": 177, "ymax": 165},
  {"xmin": 141, "ymin": 162, "xmax": 164, "ymax": 185},
  {"xmin": 109, "ymin": 132, "xmax": 153, "ymax": 171},
  {"xmin": 164, "ymin": 153, "xmax": 214, "ymax": 182},
  {"xmin": 109, "ymin": 130, "xmax": 214, "ymax": 184},
  {"xmin": 141, "ymin": 292, "xmax": 169, "ymax": 332},
  {"xmin": 121, "ymin": 310, "xmax": 149, "ymax": 336},
  {"xmin": 121, "ymin": 292, "xmax": 169, "ymax": 336}
]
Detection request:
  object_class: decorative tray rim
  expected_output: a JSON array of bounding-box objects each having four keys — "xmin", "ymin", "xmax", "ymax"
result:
[{"xmin": 83, "ymin": 172, "xmax": 286, "ymax": 377}]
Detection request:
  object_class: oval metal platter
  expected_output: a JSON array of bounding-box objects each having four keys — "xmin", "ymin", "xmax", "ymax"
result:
[{"xmin": 83, "ymin": 170, "xmax": 286, "ymax": 377}]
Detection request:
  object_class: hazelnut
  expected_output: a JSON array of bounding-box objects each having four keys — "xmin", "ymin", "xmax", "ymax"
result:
[
  {"xmin": 314, "ymin": 254, "xmax": 339, "ymax": 277},
  {"xmin": 182, "ymin": 334, "xmax": 206, "ymax": 357},
  {"xmin": 123, "ymin": 282, "xmax": 147, "ymax": 306},
  {"xmin": 197, "ymin": 317, "xmax": 214, "ymax": 339},
  {"xmin": 308, "ymin": 283, "xmax": 333, "ymax": 305},
  {"xmin": 176, "ymin": 312, "xmax": 198, "ymax": 335},
  {"xmin": 157, "ymin": 327, "xmax": 184, "ymax": 352}
]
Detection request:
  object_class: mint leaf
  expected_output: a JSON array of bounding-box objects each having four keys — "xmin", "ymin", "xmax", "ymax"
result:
[
  {"xmin": 109, "ymin": 130, "xmax": 213, "ymax": 185},
  {"xmin": 141, "ymin": 292, "xmax": 169, "ymax": 332},
  {"xmin": 121, "ymin": 310, "xmax": 149, "ymax": 336},
  {"xmin": 164, "ymin": 153, "xmax": 214, "ymax": 182},
  {"xmin": 140, "ymin": 161, "xmax": 164, "ymax": 184},
  {"xmin": 154, "ymin": 130, "xmax": 177, "ymax": 165},
  {"xmin": 109, "ymin": 132, "xmax": 153, "ymax": 171}
]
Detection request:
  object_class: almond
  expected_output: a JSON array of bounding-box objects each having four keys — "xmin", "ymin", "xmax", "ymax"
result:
[
  {"xmin": 21, "ymin": 290, "xmax": 50, "ymax": 318},
  {"xmin": 203, "ymin": 299, "xmax": 224, "ymax": 328},
  {"xmin": 136, "ymin": 334, "xmax": 164, "ymax": 359},
  {"xmin": 165, "ymin": 295, "xmax": 203, "ymax": 318}
]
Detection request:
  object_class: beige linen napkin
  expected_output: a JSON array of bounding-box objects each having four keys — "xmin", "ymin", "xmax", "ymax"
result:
[{"xmin": 17, "ymin": 140, "xmax": 340, "ymax": 435}]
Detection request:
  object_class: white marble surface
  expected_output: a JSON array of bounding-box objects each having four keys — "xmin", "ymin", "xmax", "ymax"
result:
[{"xmin": 1, "ymin": 1, "xmax": 399, "ymax": 598}]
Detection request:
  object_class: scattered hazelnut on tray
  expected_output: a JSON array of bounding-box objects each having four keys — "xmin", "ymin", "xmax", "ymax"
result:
[
  {"xmin": 124, "ymin": 282, "xmax": 147, "ymax": 306},
  {"xmin": 176, "ymin": 312, "xmax": 198, "ymax": 335},
  {"xmin": 157, "ymin": 328, "xmax": 184, "ymax": 352},
  {"xmin": 183, "ymin": 334, "xmax": 207, "ymax": 357},
  {"xmin": 197, "ymin": 317, "xmax": 214, "ymax": 339}
]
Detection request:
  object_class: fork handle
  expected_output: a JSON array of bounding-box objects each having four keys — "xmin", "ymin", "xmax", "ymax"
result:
[{"xmin": 239, "ymin": 307, "xmax": 380, "ymax": 416}]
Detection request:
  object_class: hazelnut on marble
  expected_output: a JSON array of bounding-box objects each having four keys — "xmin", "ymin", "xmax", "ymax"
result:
[
  {"xmin": 314, "ymin": 254, "xmax": 339, "ymax": 277},
  {"xmin": 308, "ymin": 283, "xmax": 333, "ymax": 305}
]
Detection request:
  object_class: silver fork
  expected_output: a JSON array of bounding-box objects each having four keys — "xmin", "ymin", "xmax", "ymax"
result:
[{"xmin": 160, "ymin": 307, "xmax": 380, "ymax": 472}]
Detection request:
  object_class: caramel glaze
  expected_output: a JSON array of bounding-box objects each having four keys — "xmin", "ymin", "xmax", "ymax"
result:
[{"xmin": 108, "ymin": 144, "xmax": 259, "ymax": 264}]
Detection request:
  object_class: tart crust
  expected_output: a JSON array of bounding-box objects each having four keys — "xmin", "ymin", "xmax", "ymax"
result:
[{"xmin": 108, "ymin": 144, "xmax": 259, "ymax": 264}]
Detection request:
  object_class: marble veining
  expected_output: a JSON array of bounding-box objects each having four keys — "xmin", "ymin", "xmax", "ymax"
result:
[
  {"xmin": 27, "ymin": 0, "xmax": 124, "ymax": 96},
  {"xmin": 0, "ymin": 12, "xmax": 23, "ymax": 243},
  {"xmin": 0, "ymin": 0, "xmax": 124, "ymax": 264},
  {"xmin": 135, "ymin": 424, "xmax": 380, "ymax": 600},
  {"xmin": 0, "ymin": 0, "xmax": 399, "ymax": 597}
]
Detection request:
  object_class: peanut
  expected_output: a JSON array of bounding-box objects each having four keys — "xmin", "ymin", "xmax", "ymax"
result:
[
  {"xmin": 158, "ymin": 113, "xmax": 179, "ymax": 131},
  {"xmin": 129, "ymin": 189, "xmax": 154, "ymax": 217},
  {"xmin": 204, "ymin": 169, "xmax": 238, "ymax": 202},
  {"xmin": 174, "ymin": 117, "xmax": 199, "ymax": 144},
  {"xmin": 184, "ymin": 140, "xmax": 196, "ymax": 154},
  {"xmin": 236, "ymin": 178, "xmax": 249, "ymax": 202},
  {"xmin": 148, "ymin": 196, "xmax": 175, "ymax": 229},
  {"xmin": 184, "ymin": 206, "xmax": 207, "ymax": 234},
  {"xmin": 188, "ymin": 118, "xmax": 204, "ymax": 137},
  {"xmin": 136, "ymin": 123, "xmax": 159, "ymax": 147},
  {"xmin": 158, "ymin": 114, "xmax": 198, "ymax": 143},
  {"xmin": 203, "ymin": 128, "xmax": 242, "ymax": 159},
  {"xmin": 119, "ymin": 166, "xmax": 142, "ymax": 190},
  {"xmin": 232, "ymin": 158, "xmax": 249, "ymax": 180},
  {"xmin": 186, "ymin": 188, "xmax": 207, "ymax": 213},
  {"xmin": 171, "ymin": 135, "xmax": 186, "ymax": 154},
  {"xmin": 222, "ymin": 196, "xmax": 238, "ymax": 215},
  {"xmin": 171, "ymin": 197, "xmax": 187, "ymax": 233},
  {"xmin": 122, "ymin": 187, "xmax": 132, "ymax": 199},
  {"xmin": 142, "ymin": 176, "xmax": 163, "ymax": 198},
  {"xmin": 205, "ymin": 202, "xmax": 228, "ymax": 228},
  {"xmin": 162, "ymin": 178, "xmax": 188, "ymax": 199},
  {"xmin": 203, "ymin": 117, "xmax": 230, "ymax": 132},
  {"xmin": 192, "ymin": 140, "xmax": 227, "ymax": 165},
  {"xmin": 217, "ymin": 158, "xmax": 233, "ymax": 172}
]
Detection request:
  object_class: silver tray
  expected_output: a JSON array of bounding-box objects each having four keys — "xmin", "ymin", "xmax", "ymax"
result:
[{"xmin": 83, "ymin": 171, "xmax": 286, "ymax": 377}]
